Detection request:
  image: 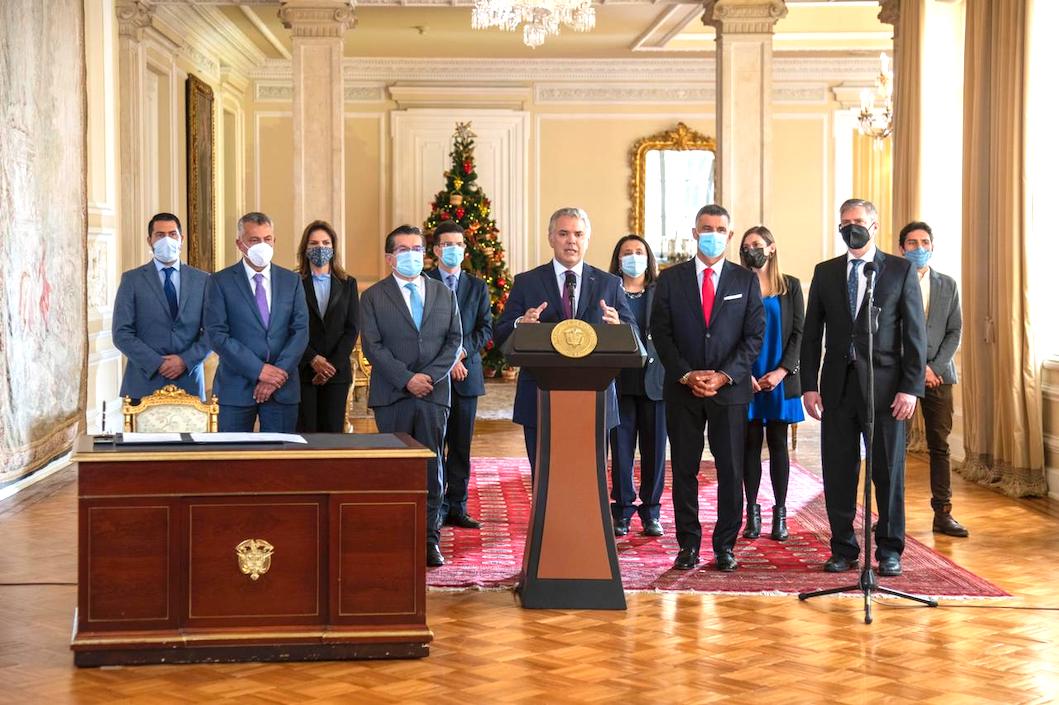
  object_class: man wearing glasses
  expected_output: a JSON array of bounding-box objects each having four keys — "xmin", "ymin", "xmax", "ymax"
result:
[{"xmin": 359, "ymin": 225, "xmax": 464, "ymax": 567}]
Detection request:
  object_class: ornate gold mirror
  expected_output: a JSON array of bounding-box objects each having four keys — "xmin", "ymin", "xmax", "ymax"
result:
[{"xmin": 629, "ymin": 123, "xmax": 717, "ymax": 264}]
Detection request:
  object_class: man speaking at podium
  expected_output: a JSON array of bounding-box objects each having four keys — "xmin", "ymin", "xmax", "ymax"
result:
[
  {"xmin": 651, "ymin": 204, "xmax": 764, "ymax": 573},
  {"xmin": 494, "ymin": 207, "xmax": 635, "ymax": 472}
]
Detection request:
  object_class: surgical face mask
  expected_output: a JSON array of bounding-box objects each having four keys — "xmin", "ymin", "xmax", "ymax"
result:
[
  {"xmin": 839, "ymin": 223, "xmax": 872, "ymax": 250},
  {"xmin": 620, "ymin": 254, "xmax": 648, "ymax": 278},
  {"xmin": 440, "ymin": 245, "xmax": 464, "ymax": 269},
  {"xmin": 152, "ymin": 235, "xmax": 181, "ymax": 264},
  {"xmin": 244, "ymin": 241, "xmax": 274, "ymax": 268},
  {"xmin": 307, "ymin": 246, "xmax": 334, "ymax": 268},
  {"xmin": 740, "ymin": 247, "xmax": 768, "ymax": 270},
  {"xmin": 904, "ymin": 246, "xmax": 932, "ymax": 269},
  {"xmin": 395, "ymin": 249, "xmax": 424, "ymax": 278},
  {"xmin": 697, "ymin": 231, "xmax": 728, "ymax": 259}
]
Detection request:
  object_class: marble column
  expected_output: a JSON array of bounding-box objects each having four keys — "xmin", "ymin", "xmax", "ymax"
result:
[
  {"xmin": 279, "ymin": 1, "xmax": 354, "ymax": 260},
  {"xmin": 702, "ymin": 0, "xmax": 787, "ymax": 231}
]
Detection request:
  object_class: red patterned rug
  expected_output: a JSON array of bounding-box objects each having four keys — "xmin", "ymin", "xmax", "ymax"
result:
[{"xmin": 431, "ymin": 457, "xmax": 1007, "ymax": 597}]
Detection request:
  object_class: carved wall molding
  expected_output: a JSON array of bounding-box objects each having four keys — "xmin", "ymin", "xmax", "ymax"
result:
[
  {"xmin": 702, "ymin": 0, "xmax": 789, "ymax": 34},
  {"xmin": 278, "ymin": 2, "xmax": 357, "ymax": 38},
  {"xmin": 536, "ymin": 84, "xmax": 714, "ymax": 104},
  {"xmin": 116, "ymin": 0, "xmax": 154, "ymax": 39}
]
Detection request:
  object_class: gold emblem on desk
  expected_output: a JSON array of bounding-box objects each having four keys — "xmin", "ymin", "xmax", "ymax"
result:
[
  {"xmin": 235, "ymin": 538, "xmax": 274, "ymax": 581},
  {"xmin": 551, "ymin": 320, "xmax": 598, "ymax": 359}
]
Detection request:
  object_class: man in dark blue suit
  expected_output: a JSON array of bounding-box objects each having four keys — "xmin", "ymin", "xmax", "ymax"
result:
[
  {"xmin": 205, "ymin": 212, "xmax": 309, "ymax": 432},
  {"xmin": 113, "ymin": 213, "xmax": 211, "ymax": 402},
  {"xmin": 427, "ymin": 221, "xmax": 493, "ymax": 529},
  {"xmin": 494, "ymin": 207, "xmax": 636, "ymax": 472},
  {"xmin": 651, "ymin": 204, "xmax": 765, "ymax": 572}
]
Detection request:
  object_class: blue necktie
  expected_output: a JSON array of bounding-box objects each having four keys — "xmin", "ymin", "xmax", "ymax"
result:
[
  {"xmin": 446, "ymin": 274, "xmax": 457, "ymax": 293},
  {"xmin": 847, "ymin": 259, "xmax": 863, "ymax": 319},
  {"xmin": 405, "ymin": 282, "xmax": 423, "ymax": 330},
  {"xmin": 162, "ymin": 267, "xmax": 179, "ymax": 319}
]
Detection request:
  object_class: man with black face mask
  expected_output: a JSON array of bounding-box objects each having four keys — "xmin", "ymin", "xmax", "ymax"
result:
[{"xmin": 800, "ymin": 199, "xmax": 926, "ymax": 577}]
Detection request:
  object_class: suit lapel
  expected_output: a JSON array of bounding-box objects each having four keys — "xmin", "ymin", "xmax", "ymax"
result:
[
  {"xmin": 176, "ymin": 266, "xmax": 192, "ymax": 317},
  {"xmin": 575, "ymin": 266, "xmax": 597, "ymax": 320},
  {"xmin": 709, "ymin": 260, "xmax": 737, "ymax": 322},
  {"xmin": 141, "ymin": 263, "xmax": 172, "ymax": 318},
  {"xmin": 682, "ymin": 260, "xmax": 707, "ymax": 335},
  {"xmin": 456, "ymin": 271, "xmax": 471, "ymax": 313},
  {"xmin": 542, "ymin": 265, "xmax": 565, "ymax": 319},
  {"xmin": 324, "ymin": 273, "xmax": 344, "ymax": 319},
  {"xmin": 303, "ymin": 276, "xmax": 322, "ymax": 321},
  {"xmin": 383, "ymin": 276, "xmax": 419, "ymax": 331},
  {"xmin": 235, "ymin": 264, "xmax": 268, "ymax": 330},
  {"xmin": 927, "ymin": 268, "xmax": 941, "ymax": 324}
]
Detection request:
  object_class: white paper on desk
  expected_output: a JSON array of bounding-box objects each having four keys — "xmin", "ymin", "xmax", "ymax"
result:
[
  {"xmin": 119, "ymin": 432, "xmax": 183, "ymax": 444},
  {"xmin": 188, "ymin": 432, "xmax": 308, "ymax": 444}
]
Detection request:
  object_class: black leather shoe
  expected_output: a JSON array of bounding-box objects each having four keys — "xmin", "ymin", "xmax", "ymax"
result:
[
  {"xmin": 642, "ymin": 518, "xmax": 663, "ymax": 537},
  {"xmin": 878, "ymin": 556, "xmax": 902, "ymax": 576},
  {"xmin": 743, "ymin": 503, "xmax": 762, "ymax": 539},
  {"xmin": 446, "ymin": 513, "xmax": 482, "ymax": 529},
  {"xmin": 770, "ymin": 505, "xmax": 789, "ymax": 541},
  {"xmin": 823, "ymin": 555, "xmax": 859, "ymax": 573},
  {"xmin": 933, "ymin": 513, "xmax": 969, "ymax": 537},
  {"xmin": 673, "ymin": 547, "xmax": 700, "ymax": 570},
  {"xmin": 613, "ymin": 518, "xmax": 630, "ymax": 537},
  {"xmin": 715, "ymin": 549, "xmax": 738, "ymax": 572},
  {"xmin": 426, "ymin": 544, "xmax": 445, "ymax": 567}
]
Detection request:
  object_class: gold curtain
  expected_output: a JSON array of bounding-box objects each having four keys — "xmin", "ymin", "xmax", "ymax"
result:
[
  {"xmin": 958, "ymin": 0, "xmax": 1045, "ymax": 496},
  {"xmin": 889, "ymin": 0, "xmax": 924, "ymax": 251},
  {"xmin": 851, "ymin": 132, "xmax": 893, "ymax": 247}
]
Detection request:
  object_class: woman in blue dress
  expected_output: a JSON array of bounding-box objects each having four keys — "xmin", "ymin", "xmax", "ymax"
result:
[{"xmin": 739, "ymin": 226, "xmax": 804, "ymax": 541}]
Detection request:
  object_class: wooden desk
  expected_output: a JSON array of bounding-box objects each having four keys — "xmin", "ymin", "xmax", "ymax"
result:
[{"xmin": 70, "ymin": 434, "xmax": 434, "ymax": 667}]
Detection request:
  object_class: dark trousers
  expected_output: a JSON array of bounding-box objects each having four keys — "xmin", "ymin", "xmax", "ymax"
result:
[
  {"xmin": 297, "ymin": 382, "xmax": 351, "ymax": 433},
  {"xmin": 373, "ymin": 398, "xmax": 448, "ymax": 545},
  {"xmin": 743, "ymin": 421, "xmax": 791, "ymax": 507},
  {"xmin": 609, "ymin": 395, "xmax": 667, "ymax": 523},
  {"xmin": 441, "ymin": 393, "xmax": 478, "ymax": 517},
  {"xmin": 219, "ymin": 402, "xmax": 298, "ymax": 433},
  {"xmin": 667, "ymin": 397, "xmax": 746, "ymax": 556},
  {"xmin": 821, "ymin": 365, "xmax": 906, "ymax": 561},
  {"xmin": 921, "ymin": 383, "xmax": 954, "ymax": 511}
]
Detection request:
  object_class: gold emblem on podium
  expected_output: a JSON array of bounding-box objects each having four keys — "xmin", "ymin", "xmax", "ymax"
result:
[
  {"xmin": 551, "ymin": 320, "xmax": 598, "ymax": 358},
  {"xmin": 235, "ymin": 538, "xmax": 274, "ymax": 581}
]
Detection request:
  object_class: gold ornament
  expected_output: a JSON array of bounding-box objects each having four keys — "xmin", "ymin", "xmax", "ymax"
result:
[
  {"xmin": 483, "ymin": 246, "xmax": 494, "ymax": 256},
  {"xmin": 453, "ymin": 177, "xmax": 464, "ymax": 190},
  {"xmin": 449, "ymin": 194, "xmax": 463, "ymax": 206}
]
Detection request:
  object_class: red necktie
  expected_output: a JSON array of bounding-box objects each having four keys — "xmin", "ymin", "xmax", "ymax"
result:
[{"xmin": 701, "ymin": 267, "xmax": 715, "ymax": 326}]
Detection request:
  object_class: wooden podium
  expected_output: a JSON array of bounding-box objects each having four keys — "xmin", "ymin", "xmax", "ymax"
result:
[
  {"xmin": 71, "ymin": 433, "xmax": 434, "ymax": 666},
  {"xmin": 507, "ymin": 322, "xmax": 644, "ymax": 610}
]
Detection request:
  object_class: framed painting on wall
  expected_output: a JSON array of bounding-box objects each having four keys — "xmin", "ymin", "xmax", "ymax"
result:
[{"xmin": 186, "ymin": 74, "xmax": 215, "ymax": 272}]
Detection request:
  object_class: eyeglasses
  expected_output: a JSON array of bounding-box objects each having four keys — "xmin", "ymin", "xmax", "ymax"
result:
[
  {"xmin": 440, "ymin": 243, "xmax": 465, "ymax": 249},
  {"xmin": 393, "ymin": 245, "xmax": 425, "ymax": 255}
]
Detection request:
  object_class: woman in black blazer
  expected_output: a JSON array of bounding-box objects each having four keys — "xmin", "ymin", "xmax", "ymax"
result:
[
  {"xmin": 296, "ymin": 220, "xmax": 359, "ymax": 433},
  {"xmin": 739, "ymin": 226, "xmax": 804, "ymax": 541},
  {"xmin": 607, "ymin": 235, "xmax": 667, "ymax": 538}
]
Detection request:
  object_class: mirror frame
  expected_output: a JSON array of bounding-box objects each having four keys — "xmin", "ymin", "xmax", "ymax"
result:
[{"xmin": 629, "ymin": 122, "xmax": 717, "ymax": 236}]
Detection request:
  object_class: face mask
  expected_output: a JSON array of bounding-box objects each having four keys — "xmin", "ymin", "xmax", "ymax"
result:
[
  {"xmin": 904, "ymin": 246, "xmax": 932, "ymax": 269},
  {"xmin": 440, "ymin": 245, "xmax": 464, "ymax": 269},
  {"xmin": 244, "ymin": 242, "xmax": 274, "ymax": 269},
  {"xmin": 395, "ymin": 250, "xmax": 424, "ymax": 278},
  {"xmin": 152, "ymin": 236, "xmax": 181, "ymax": 264},
  {"xmin": 307, "ymin": 246, "xmax": 333, "ymax": 268},
  {"xmin": 697, "ymin": 232, "xmax": 728, "ymax": 259},
  {"xmin": 840, "ymin": 223, "xmax": 872, "ymax": 250},
  {"xmin": 620, "ymin": 254, "xmax": 648, "ymax": 278},
  {"xmin": 740, "ymin": 247, "xmax": 768, "ymax": 270}
]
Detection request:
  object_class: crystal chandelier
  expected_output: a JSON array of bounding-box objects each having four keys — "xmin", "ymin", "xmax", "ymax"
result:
[
  {"xmin": 471, "ymin": 0, "xmax": 596, "ymax": 49},
  {"xmin": 858, "ymin": 53, "xmax": 894, "ymax": 145}
]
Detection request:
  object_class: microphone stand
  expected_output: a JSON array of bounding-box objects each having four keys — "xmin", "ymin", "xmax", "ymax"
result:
[{"xmin": 798, "ymin": 262, "xmax": 937, "ymax": 623}]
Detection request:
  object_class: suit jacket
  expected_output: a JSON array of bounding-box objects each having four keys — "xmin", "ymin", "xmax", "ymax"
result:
[
  {"xmin": 426, "ymin": 268, "xmax": 493, "ymax": 398},
  {"xmin": 359, "ymin": 275, "xmax": 463, "ymax": 409},
  {"xmin": 801, "ymin": 249, "xmax": 927, "ymax": 409},
  {"xmin": 204, "ymin": 261, "xmax": 309, "ymax": 406},
  {"xmin": 777, "ymin": 274, "xmax": 805, "ymax": 399},
  {"xmin": 493, "ymin": 262, "xmax": 636, "ymax": 428},
  {"xmin": 298, "ymin": 274, "xmax": 360, "ymax": 386},
  {"xmin": 617, "ymin": 283, "xmax": 664, "ymax": 402},
  {"xmin": 112, "ymin": 262, "xmax": 211, "ymax": 400},
  {"xmin": 650, "ymin": 258, "xmax": 765, "ymax": 406},
  {"xmin": 925, "ymin": 268, "xmax": 961, "ymax": 385}
]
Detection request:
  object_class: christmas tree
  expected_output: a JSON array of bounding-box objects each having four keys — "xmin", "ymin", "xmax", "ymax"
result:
[{"xmin": 424, "ymin": 122, "xmax": 513, "ymax": 373}]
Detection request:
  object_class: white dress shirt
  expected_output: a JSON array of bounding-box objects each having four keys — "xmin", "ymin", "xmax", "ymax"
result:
[
  {"xmin": 242, "ymin": 259, "xmax": 272, "ymax": 312},
  {"xmin": 393, "ymin": 272, "xmax": 426, "ymax": 319},
  {"xmin": 918, "ymin": 266, "xmax": 931, "ymax": 315},
  {"xmin": 846, "ymin": 244, "xmax": 878, "ymax": 317},
  {"xmin": 552, "ymin": 258, "xmax": 585, "ymax": 315},
  {"xmin": 695, "ymin": 255, "xmax": 725, "ymax": 303}
]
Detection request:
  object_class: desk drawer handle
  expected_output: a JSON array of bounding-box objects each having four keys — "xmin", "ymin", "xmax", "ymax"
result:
[{"xmin": 235, "ymin": 538, "xmax": 274, "ymax": 581}]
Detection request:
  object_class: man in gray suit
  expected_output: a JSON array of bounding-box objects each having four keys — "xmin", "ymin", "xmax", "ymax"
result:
[
  {"xmin": 900, "ymin": 221, "xmax": 968, "ymax": 537},
  {"xmin": 360, "ymin": 225, "xmax": 463, "ymax": 567},
  {"xmin": 113, "ymin": 213, "xmax": 211, "ymax": 402}
]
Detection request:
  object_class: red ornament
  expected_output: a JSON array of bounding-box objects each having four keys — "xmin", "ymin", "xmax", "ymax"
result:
[
  {"xmin": 463, "ymin": 160, "xmax": 473, "ymax": 175},
  {"xmin": 497, "ymin": 278, "xmax": 506, "ymax": 288},
  {"xmin": 455, "ymin": 207, "xmax": 465, "ymax": 219},
  {"xmin": 485, "ymin": 340, "xmax": 495, "ymax": 351},
  {"xmin": 440, "ymin": 211, "xmax": 451, "ymax": 221}
]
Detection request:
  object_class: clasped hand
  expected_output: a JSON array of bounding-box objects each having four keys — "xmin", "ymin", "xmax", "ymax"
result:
[
  {"xmin": 684, "ymin": 370, "xmax": 726, "ymax": 397},
  {"xmin": 406, "ymin": 372, "xmax": 434, "ymax": 398}
]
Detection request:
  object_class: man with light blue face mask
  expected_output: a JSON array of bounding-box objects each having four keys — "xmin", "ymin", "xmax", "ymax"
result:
[
  {"xmin": 360, "ymin": 225, "xmax": 464, "ymax": 567},
  {"xmin": 899, "ymin": 221, "xmax": 967, "ymax": 538},
  {"xmin": 112, "ymin": 212, "xmax": 212, "ymax": 403}
]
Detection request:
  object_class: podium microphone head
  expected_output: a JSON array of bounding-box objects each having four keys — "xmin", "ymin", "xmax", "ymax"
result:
[{"xmin": 863, "ymin": 262, "xmax": 877, "ymax": 277}]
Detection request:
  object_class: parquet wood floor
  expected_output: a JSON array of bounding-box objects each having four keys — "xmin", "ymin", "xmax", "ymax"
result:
[{"xmin": 1, "ymin": 418, "xmax": 1057, "ymax": 704}]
